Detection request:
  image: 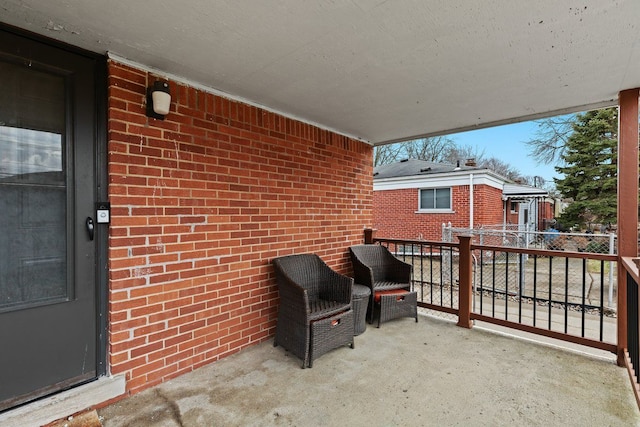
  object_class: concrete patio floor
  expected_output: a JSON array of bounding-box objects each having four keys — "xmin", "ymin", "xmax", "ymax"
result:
[{"xmin": 98, "ymin": 315, "xmax": 639, "ymax": 426}]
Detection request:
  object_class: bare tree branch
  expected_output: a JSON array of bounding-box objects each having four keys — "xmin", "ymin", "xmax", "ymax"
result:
[
  {"xmin": 402, "ymin": 136, "xmax": 455, "ymax": 162},
  {"xmin": 373, "ymin": 143, "xmax": 404, "ymax": 166},
  {"xmin": 374, "ymin": 136, "xmax": 455, "ymax": 166},
  {"xmin": 525, "ymin": 114, "xmax": 575, "ymax": 165},
  {"xmin": 441, "ymin": 144, "xmax": 487, "ymax": 165}
]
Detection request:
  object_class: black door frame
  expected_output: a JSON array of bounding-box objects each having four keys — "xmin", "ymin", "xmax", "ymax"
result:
[{"xmin": 1, "ymin": 22, "xmax": 109, "ymax": 387}]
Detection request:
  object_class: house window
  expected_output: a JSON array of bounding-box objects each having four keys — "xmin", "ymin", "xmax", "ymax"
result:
[{"xmin": 419, "ymin": 188, "xmax": 451, "ymax": 211}]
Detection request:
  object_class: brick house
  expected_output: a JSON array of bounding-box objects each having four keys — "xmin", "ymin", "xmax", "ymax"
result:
[
  {"xmin": 0, "ymin": 30, "xmax": 373, "ymax": 417},
  {"xmin": 1, "ymin": 3, "xmax": 640, "ymax": 424},
  {"xmin": 105, "ymin": 60, "xmax": 375, "ymax": 392},
  {"xmin": 373, "ymin": 159, "xmax": 549, "ymax": 241}
]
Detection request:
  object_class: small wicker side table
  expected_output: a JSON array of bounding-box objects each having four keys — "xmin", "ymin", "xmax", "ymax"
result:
[{"xmin": 352, "ymin": 284, "xmax": 371, "ymax": 336}]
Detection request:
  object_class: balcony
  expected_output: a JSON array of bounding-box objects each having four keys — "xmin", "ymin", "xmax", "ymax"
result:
[
  {"xmin": 97, "ymin": 310, "xmax": 637, "ymax": 426},
  {"xmin": 95, "ymin": 235, "xmax": 640, "ymax": 426}
]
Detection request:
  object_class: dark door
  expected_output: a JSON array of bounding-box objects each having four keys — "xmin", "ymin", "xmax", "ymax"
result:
[{"xmin": 0, "ymin": 30, "xmax": 100, "ymax": 411}]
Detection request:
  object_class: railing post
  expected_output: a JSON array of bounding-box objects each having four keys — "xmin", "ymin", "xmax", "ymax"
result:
[
  {"xmin": 617, "ymin": 88, "xmax": 639, "ymax": 366},
  {"xmin": 364, "ymin": 228, "xmax": 376, "ymax": 244},
  {"xmin": 457, "ymin": 235, "xmax": 473, "ymax": 328}
]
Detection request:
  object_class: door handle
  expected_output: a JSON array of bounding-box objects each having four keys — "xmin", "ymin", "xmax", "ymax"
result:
[{"xmin": 86, "ymin": 217, "xmax": 94, "ymax": 241}]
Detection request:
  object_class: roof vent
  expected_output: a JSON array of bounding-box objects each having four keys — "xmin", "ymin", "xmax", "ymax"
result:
[
  {"xmin": 400, "ymin": 158, "xmax": 409, "ymax": 162},
  {"xmin": 373, "ymin": 172, "xmax": 379, "ymax": 176},
  {"xmin": 420, "ymin": 167, "xmax": 431, "ymax": 172}
]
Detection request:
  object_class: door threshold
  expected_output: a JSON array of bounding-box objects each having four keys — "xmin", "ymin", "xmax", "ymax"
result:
[{"xmin": 0, "ymin": 375, "xmax": 125, "ymax": 427}]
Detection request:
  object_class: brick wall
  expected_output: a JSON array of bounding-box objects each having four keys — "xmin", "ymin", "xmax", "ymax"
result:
[
  {"xmin": 506, "ymin": 200, "xmax": 519, "ymax": 225},
  {"xmin": 508, "ymin": 209, "xmax": 519, "ymax": 225},
  {"xmin": 107, "ymin": 60, "xmax": 373, "ymax": 395},
  {"xmin": 539, "ymin": 200, "xmax": 554, "ymax": 229},
  {"xmin": 474, "ymin": 185, "xmax": 504, "ymax": 226},
  {"xmin": 373, "ymin": 184, "xmax": 504, "ymax": 240}
]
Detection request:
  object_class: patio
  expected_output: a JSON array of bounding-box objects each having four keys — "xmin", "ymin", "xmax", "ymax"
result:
[
  {"xmin": 97, "ymin": 313, "xmax": 638, "ymax": 426},
  {"xmin": 1, "ymin": 2, "xmax": 640, "ymax": 422}
]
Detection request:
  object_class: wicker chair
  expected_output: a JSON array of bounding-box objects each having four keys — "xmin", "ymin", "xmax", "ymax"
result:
[
  {"xmin": 349, "ymin": 244, "xmax": 418, "ymax": 327},
  {"xmin": 272, "ymin": 254, "xmax": 354, "ymax": 368}
]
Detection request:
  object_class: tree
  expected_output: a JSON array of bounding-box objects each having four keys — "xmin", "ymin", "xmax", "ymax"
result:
[
  {"xmin": 373, "ymin": 143, "xmax": 404, "ymax": 166},
  {"xmin": 373, "ymin": 136, "xmax": 455, "ymax": 166},
  {"xmin": 401, "ymin": 136, "xmax": 455, "ymax": 162},
  {"xmin": 440, "ymin": 144, "xmax": 486, "ymax": 165},
  {"xmin": 554, "ymin": 108, "xmax": 618, "ymax": 229},
  {"xmin": 481, "ymin": 157, "xmax": 521, "ymax": 181},
  {"xmin": 374, "ymin": 139, "xmax": 529, "ymax": 182},
  {"xmin": 442, "ymin": 145, "xmax": 528, "ymax": 181},
  {"xmin": 525, "ymin": 114, "xmax": 576, "ymax": 165}
]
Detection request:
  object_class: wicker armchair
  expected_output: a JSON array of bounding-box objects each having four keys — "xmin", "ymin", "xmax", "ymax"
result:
[
  {"xmin": 349, "ymin": 244, "xmax": 418, "ymax": 327},
  {"xmin": 272, "ymin": 254, "xmax": 354, "ymax": 368}
]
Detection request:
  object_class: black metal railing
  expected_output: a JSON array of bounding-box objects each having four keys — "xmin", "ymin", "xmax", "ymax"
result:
[
  {"xmin": 372, "ymin": 236, "xmax": 617, "ymax": 353},
  {"xmin": 374, "ymin": 239, "xmax": 460, "ymax": 316},
  {"xmin": 627, "ymin": 269, "xmax": 639, "ymax": 384},
  {"xmin": 472, "ymin": 247, "xmax": 615, "ymax": 347},
  {"xmin": 621, "ymin": 257, "xmax": 640, "ymax": 405}
]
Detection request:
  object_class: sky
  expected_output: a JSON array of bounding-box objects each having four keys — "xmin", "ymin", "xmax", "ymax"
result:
[{"xmin": 446, "ymin": 120, "xmax": 560, "ymax": 185}]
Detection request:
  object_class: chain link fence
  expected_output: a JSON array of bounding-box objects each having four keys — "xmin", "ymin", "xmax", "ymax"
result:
[
  {"xmin": 380, "ymin": 229, "xmax": 617, "ymax": 343},
  {"xmin": 378, "ymin": 229, "xmax": 617, "ymax": 343},
  {"xmin": 442, "ymin": 222, "xmax": 615, "ymax": 254},
  {"xmin": 440, "ymin": 222, "xmax": 617, "ymax": 318}
]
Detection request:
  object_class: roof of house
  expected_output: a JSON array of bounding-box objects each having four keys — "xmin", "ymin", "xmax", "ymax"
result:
[
  {"xmin": 374, "ymin": 159, "xmax": 549, "ymax": 198},
  {"xmin": 503, "ymin": 183, "xmax": 549, "ymax": 198},
  {"xmin": 373, "ymin": 158, "xmax": 485, "ymax": 179}
]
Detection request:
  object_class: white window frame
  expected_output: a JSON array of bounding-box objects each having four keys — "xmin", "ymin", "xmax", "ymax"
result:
[{"xmin": 417, "ymin": 187, "xmax": 453, "ymax": 213}]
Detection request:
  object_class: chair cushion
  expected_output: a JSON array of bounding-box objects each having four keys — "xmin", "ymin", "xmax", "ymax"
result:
[
  {"xmin": 308, "ymin": 299, "xmax": 350, "ymax": 321},
  {"xmin": 374, "ymin": 289, "xmax": 409, "ymax": 303},
  {"xmin": 374, "ymin": 281, "xmax": 410, "ymax": 292}
]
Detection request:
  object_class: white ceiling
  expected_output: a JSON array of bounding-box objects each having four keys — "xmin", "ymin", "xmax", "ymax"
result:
[{"xmin": 1, "ymin": 0, "xmax": 638, "ymax": 145}]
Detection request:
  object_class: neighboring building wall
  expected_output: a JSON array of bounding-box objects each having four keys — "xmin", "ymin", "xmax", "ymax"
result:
[
  {"xmin": 373, "ymin": 183, "xmax": 503, "ymax": 240},
  {"xmin": 505, "ymin": 199, "xmax": 554, "ymax": 230},
  {"xmin": 374, "ymin": 188, "xmax": 444, "ymax": 240},
  {"xmin": 107, "ymin": 60, "xmax": 373, "ymax": 395},
  {"xmin": 539, "ymin": 199, "xmax": 555, "ymax": 230},
  {"xmin": 506, "ymin": 201, "xmax": 519, "ymax": 225},
  {"xmin": 472, "ymin": 185, "xmax": 504, "ymax": 226}
]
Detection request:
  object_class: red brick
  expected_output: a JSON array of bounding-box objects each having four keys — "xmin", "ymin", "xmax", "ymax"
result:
[{"xmin": 106, "ymin": 59, "xmax": 372, "ymax": 398}]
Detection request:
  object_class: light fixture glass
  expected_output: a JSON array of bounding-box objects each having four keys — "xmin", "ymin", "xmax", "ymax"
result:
[{"xmin": 146, "ymin": 81, "xmax": 171, "ymax": 119}]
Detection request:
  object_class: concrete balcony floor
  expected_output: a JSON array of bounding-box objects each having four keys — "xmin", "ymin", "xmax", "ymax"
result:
[{"xmin": 99, "ymin": 315, "xmax": 639, "ymax": 426}]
